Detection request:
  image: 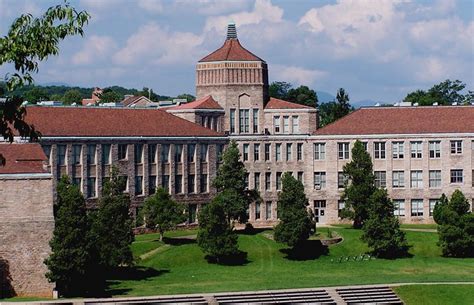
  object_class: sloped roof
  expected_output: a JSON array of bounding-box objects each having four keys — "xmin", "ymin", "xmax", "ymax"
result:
[
  {"xmin": 199, "ymin": 39, "xmax": 264, "ymax": 62},
  {"xmin": 0, "ymin": 143, "xmax": 48, "ymax": 174},
  {"xmin": 265, "ymin": 98, "xmax": 316, "ymax": 110},
  {"xmin": 23, "ymin": 106, "xmax": 223, "ymax": 137},
  {"xmin": 167, "ymin": 96, "xmax": 223, "ymax": 110},
  {"xmin": 314, "ymin": 106, "xmax": 474, "ymax": 135},
  {"xmin": 122, "ymin": 95, "xmax": 153, "ymax": 107}
]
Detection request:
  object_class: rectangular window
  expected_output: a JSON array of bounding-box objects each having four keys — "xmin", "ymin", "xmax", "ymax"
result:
[
  {"xmin": 283, "ymin": 116, "xmax": 290, "ymax": 134},
  {"xmin": 87, "ymin": 144, "xmax": 96, "ymax": 165},
  {"xmin": 411, "ymin": 199, "xmax": 424, "ymax": 217},
  {"xmin": 162, "ymin": 174, "xmax": 170, "ymax": 191},
  {"xmin": 274, "ymin": 116, "xmax": 280, "ymax": 133},
  {"xmin": 188, "ymin": 175, "xmax": 195, "ymax": 193},
  {"xmin": 314, "ymin": 200, "xmax": 327, "ymax": 208},
  {"xmin": 265, "ymin": 201, "xmax": 272, "ymax": 220},
  {"xmin": 450, "ymin": 169, "xmax": 463, "ymax": 183},
  {"xmin": 134, "ymin": 144, "xmax": 143, "ymax": 164},
  {"xmin": 56, "ymin": 144, "xmax": 67, "ymax": 166},
  {"xmin": 243, "ymin": 144, "xmax": 249, "ymax": 161},
  {"xmin": 72, "ymin": 177, "xmax": 81, "ymax": 188},
  {"xmin": 361, "ymin": 142, "xmax": 368, "ymax": 151},
  {"xmin": 87, "ymin": 177, "xmax": 96, "ymax": 198},
  {"xmin": 314, "ymin": 172, "xmax": 326, "ymax": 189},
  {"xmin": 275, "ymin": 143, "xmax": 282, "ymax": 161},
  {"xmin": 338, "ymin": 200, "xmax": 345, "ymax": 217},
  {"xmin": 410, "ymin": 141, "xmax": 422, "ymax": 159},
  {"xmin": 297, "ymin": 143, "xmax": 303, "ymax": 161},
  {"xmin": 314, "ymin": 143, "xmax": 326, "ymax": 160},
  {"xmin": 292, "ymin": 116, "xmax": 299, "ymax": 133},
  {"xmin": 392, "ymin": 171, "xmax": 405, "ymax": 188},
  {"xmin": 286, "ymin": 143, "xmax": 292, "ymax": 161},
  {"xmin": 338, "ymin": 172, "xmax": 348, "ymax": 189},
  {"xmin": 149, "ymin": 175, "xmax": 157, "ymax": 194},
  {"xmin": 200, "ymin": 174, "xmax": 208, "ymax": 193},
  {"xmin": 429, "ymin": 141, "xmax": 441, "ymax": 158},
  {"xmin": 392, "ymin": 141, "xmax": 404, "ymax": 159},
  {"xmin": 429, "ymin": 170, "xmax": 441, "ymax": 188},
  {"xmin": 375, "ymin": 171, "xmax": 387, "ymax": 188},
  {"xmin": 264, "ymin": 143, "xmax": 271, "ymax": 161},
  {"xmin": 188, "ymin": 205, "xmax": 197, "ymax": 223},
  {"xmin": 254, "ymin": 172, "xmax": 260, "ymax": 190},
  {"xmin": 244, "ymin": 173, "xmax": 249, "ymax": 189},
  {"xmin": 297, "ymin": 171, "xmax": 304, "ymax": 183},
  {"xmin": 161, "ymin": 144, "xmax": 170, "ymax": 163},
  {"xmin": 118, "ymin": 144, "xmax": 127, "ymax": 160},
  {"xmin": 42, "ymin": 145, "xmax": 52, "ymax": 162},
  {"xmin": 175, "ymin": 144, "xmax": 183, "ymax": 163},
  {"xmin": 429, "ymin": 199, "xmax": 438, "ymax": 217},
  {"xmin": 410, "ymin": 170, "xmax": 423, "ymax": 188},
  {"xmin": 254, "ymin": 144, "xmax": 260, "ymax": 161},
  {"xmin": 230, "ymin": 109, "xmax": 236, "ymax": 133},
  {"xmin": 200, "ymin": 144, "xmax": 208, "ymax": 162},
  {"xmin": 216, "ymin": 144, "xmax": 224, "ymax": 162},
  {"xmin": 276, "ymin": 172, "xmax": 282, "ymax": 190},
  {"xmin": 187, "ymin": 144, "xmax": 195, "ymax": 163},
  {"xmin": 72, "ymin": 144, "xmax": 82, "ymax": 165},
  {"xmin": 338, "ymin": 142, "xmax": 350, "ymax": 160},
  {"xmin": 175, "ymin": 175, "xmax": 183, "ymax": 194},
  {"xmin": 255, "ymin": 202, "xmax": 261, "ymax": 220},
  {"xmin": 394, "ymin": 200, "xmax": 405, "ymax": 216},
  {"xmin": 265, "ymin": 172, "xmax": 271, "ymax": 191},
  {"xmin": 239, "ymin": 109, "xmax": 250, "ymax": 133},
  {"xmin": 102, "ymin": 144, "xmax": 111, "ymax": 165},
  {"xmin": 450, "ymin": 140, "xmax": 462, "ymax": 154},
  {"xmin": 119, "ymin": 175, "xmax": 128, "ymax": 193},
  {"xmin": 135, "ymin": 176, "xmax": 143, "ymax": 195},
  {"xmin": 374, "ymin": 142, "xmax": 386, "ymax": 159},
  {"xmin": 253, "ymin": 109, "xmax": 259, "ymax": 133}
]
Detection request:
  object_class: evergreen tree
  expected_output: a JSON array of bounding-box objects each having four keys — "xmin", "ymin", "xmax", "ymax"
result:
[
  {"xmin": 197, "ymin": 200, "xmax": 239, "ymax": 262},
  {"xmin": 274, "ymin": 173, "xmax": 313, "ymax": 248},
  {"xmin": 141, "ymin": 187, "xmax": 187, "ymax": 241},
  {"xmin": 334, "ymin": 88, "xmax": 351, "ymax": 120},
  {"xmin": 44, "ymin": 176, "xmax": 95, "ymax": 296},
  {"xmin": 361, "ymin": 189, "xmax": 410, "ymax": 258},
  {"xmin": 435, "ymin": 190, "xmax": 474, "ymax": 257},
  {"xmin": 341, "ymin": 140, "xmax": 376, "ymax": 228},
  {"xmin": 90, "ymin": 167, "xmax": 134, "ymax": 269}
]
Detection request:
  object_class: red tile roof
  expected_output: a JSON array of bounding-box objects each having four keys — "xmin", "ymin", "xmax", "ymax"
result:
[
  {"xmin": 167, "ymin": 96, "xmax": 223, "ymax": 110},
  {"xmin": 314, "ymin": 106, "xmax": 474, "ymax": 135},
  {"xmin": 0, "ymin": 143, "xmax": 48, "ymax": 174},
  {"xmin": 199, "ymin": 39, "xmax": 264, "ymax": 62},
  {"xmin": 265, "ymin": 98, "xmax": 315, "ymax": 110},
  {"xmin": 23, "ymin": 106, "xmax": 223, "ymax": 137}
]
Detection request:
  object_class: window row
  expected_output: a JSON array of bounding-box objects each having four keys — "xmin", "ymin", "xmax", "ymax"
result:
[
  {"xmin": 253, "ymin": 201, "xmax": 274, "ymax": 220},
  {"xmin": 242, "ymin": 142, "xmax": 304, "ymax": 162},
  {"xmin": 273, "ymin": 115, "xmax": 300, "ymax": 134},
  {"xmin": 230, "ymin": 108, "xmax": 259, "ymax": 134},
  {"xmin": 246, "ymin": 171, "xmax": 304, "ymax": 191}
]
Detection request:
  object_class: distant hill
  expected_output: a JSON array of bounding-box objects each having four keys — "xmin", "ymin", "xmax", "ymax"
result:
[{"xmin": 316, "ymin": 91, "xmax": 335, "ymax": 103}]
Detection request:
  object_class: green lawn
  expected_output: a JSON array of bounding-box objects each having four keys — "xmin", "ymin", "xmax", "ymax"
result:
[
  {"xmin": 394, "ymin": 284, "xmax": 474, "ymax": 305},
  {"xmin": 107, "ymin": 227, "xmax": 474, "ymax": 296}
]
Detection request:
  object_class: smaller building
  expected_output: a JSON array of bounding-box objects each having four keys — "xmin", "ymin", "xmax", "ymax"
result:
[{"xmin": 0, "ymin": 143, "xmax": 55, "ymax": 297}]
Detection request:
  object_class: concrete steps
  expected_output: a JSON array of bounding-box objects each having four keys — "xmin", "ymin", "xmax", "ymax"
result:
[{"xmin": 336, "ymin": 286, "xmax": 403, "ymax": 304}]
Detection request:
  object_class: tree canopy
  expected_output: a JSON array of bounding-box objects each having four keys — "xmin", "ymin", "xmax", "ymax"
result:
[
  {"xmin": 269, "ymin": 81, "xmax": 318, "ymax": 108},
  {"xmin": 402, "ymin": 79, "xmax": 472, "ymax": 106}
]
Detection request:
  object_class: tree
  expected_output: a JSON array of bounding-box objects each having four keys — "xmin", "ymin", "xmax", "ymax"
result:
[
  {"xmin": 50, "ymin": 93, "xmax": 63, "ymax": 101},
  {"xmin": 90, "ymin": 167, "xmax": 134, "ymax": 269},
  {"xmin": 97, "ymin": 88, "xmax": 122, "ymax": 103},
  {"xmin": 212, "ymin": 140, "xmax": 259, "ymax": 224},
  {"xmin": 341, "ymin": 140, "xmax": 376, "ymax": 228},
  {"xmin": 176, "ymin": 93, "xmax": 195, "ymax": 102},
  {"xmin": 141, "ymin": 187, "xmax": 187, "ymax": 241},
  {"xmin": 334, "ymin": 88, "xmax": 351, "ymax": 119},
  {"xmin": 402, "ymin": 79, "xmax": 471, "ymax": 106},
  {"xmin": 287, "ymin": 85, "xmax": 318, "ymax": 108},
  {"xmin": 0, "ymin": 3, "xmax": 89, "ymax": 164},
  {"xmin": 361, "ymin": 189, "xmax": 410, "ymax": 258},
  {"xmin": 197, "ymin": 200, "xmax": 239, "ymax": 262},
  {"xmin": 318, "ymin": 88, "xmax": 353, "ymax": 127},
  {"xmin": 62, "ymin": 89, "xmax": 82, "ymax": 105},
  {"xmin": 269, "ymin": 81, "xmax": 292, "ymax": 100},
  {"xmin": 44, "ymin": 176, "xmax": 96, "ymax": 296},
  {"xmin": 24, "ymin": 86, "xmax": 49, "ymax": 103},
  {"xmin": 434, "ymin": 190, "xmax": 474, "ymax": 257},
  {"xmin": 274, "ymin": 173, "xmax": 313, "ymax": 248}
]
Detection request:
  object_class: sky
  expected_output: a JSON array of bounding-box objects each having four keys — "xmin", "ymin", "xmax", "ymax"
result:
[{"xmin": 0, "ymin": 0, "xmax": 473, "ymax": 106}]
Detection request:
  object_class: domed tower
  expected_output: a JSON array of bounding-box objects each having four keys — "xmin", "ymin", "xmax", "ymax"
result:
[{"xmin": 196, "ymin": 23, "xmax": 269, "ymax": 134}]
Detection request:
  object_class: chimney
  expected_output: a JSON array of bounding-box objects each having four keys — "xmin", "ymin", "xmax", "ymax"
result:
[{"xmin": 226, "ymin": 22, "xmax": 237, "ymax": 40}]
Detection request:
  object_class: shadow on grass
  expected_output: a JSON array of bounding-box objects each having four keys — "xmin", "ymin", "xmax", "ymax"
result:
[
  {"xmin": 163, "ymin": 236, "xmax": 196, "ymax": 246},
  {"xmin": 280, "ymin": 240, "xmax": 329, "ymax": 261},
  {"xmin": 205, "ymin": 250, "xmax": 250, "ymax": 266}
]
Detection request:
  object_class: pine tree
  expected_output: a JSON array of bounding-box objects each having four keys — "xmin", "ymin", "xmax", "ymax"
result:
[
  {"xmin": 141, "ymin": 187, "xmax": 186, "ymax": 241},
  {"xmin": 90, "ymin": 167, "xmax": 134, "ymax": 269},
  {"xmin": 334, "ymin": 88, "xmax": 351, "ymax": 120},
  {"xmin": 341, "ymin": 140, "xmax": 376, "ymax": 228},
  {"xmin": 361, "ymin": 189, "xmax": 410, "ymax": 258},
  {"xmin": 44, "ymin": 176, "xmax": 95, "ymax": 296},
  {"xmin": 274, "ymin": 173, "xmax": 313, "ymax": 248}
]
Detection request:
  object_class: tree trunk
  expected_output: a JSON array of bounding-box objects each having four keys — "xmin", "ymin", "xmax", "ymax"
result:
[{"xmin": 159, "ymin": 228, "xmax": 164, "ymax": 241}]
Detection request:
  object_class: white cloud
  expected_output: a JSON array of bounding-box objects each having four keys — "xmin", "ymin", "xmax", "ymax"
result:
[
  {"xmin": 72, "ymin": 35, "xmax": 117, "ymax": 65},
  {"xmin": 272, "ymin": 65, "xmax": 326, "ymax": 87},
  {"xmin": 138, "ymin": 0, "xmax": 163, "ymax": 13}
]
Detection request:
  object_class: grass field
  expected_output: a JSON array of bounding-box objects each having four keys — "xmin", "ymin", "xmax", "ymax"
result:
[
  {"xmin": 394, "ymin": 284, "xmax": 474, "ymax": 305},
  {"xmin": 107, "ymin": 226, "xmax": 474, "ymax": 297}
]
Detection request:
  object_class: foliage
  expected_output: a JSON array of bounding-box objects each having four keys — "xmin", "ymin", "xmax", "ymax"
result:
[
  {"xmin": 197, "ymin": 200, "xmax": 239, "ymax": 261},
  {"xmin": 434, "ymin": 190, "xmax": 473, "ymax": 257},
  {"xmin": 269, "ymin": 81, "xmax": 292, "ymax": 100},
  {"xmin": 44, "ymin": 176, "xmax": 98, "ymax": 296},
  {"xmin": 274, "ymin": 173, "xmax": 313, "ymax": 248},
  {"xmin": 402, "ymin": 79, "xmax": 472, "ymax": 105},
  {"xmin": 176, "ymin": 93, "xmax": 195, "ymax": 102},
  {"xmin": 361, "ymin": 189, "xmax": 410, "ymax": 258},
  {"xmin": 318, "ymin": 88, "xmax": 353, "ymax": 127},
  {"xmin": 90, "ymin": 167, "xmax": 134, "ymax": 269},
  {"xmin": 141, "ymin": 187, "xmax": 187, "ymax": 241},
  {"xmin": 24, "ymin": 86, "xmax": 49, "ymax": 103},
  {"xmin": 98, "ymin": 88, "xmax": 122, "ymax": 103},
  {"xmin": 268, "ymin": 81, "xmax": 318, "ymax": 107},
  {"xmin": 62, "ymin": 89, "xmax": 82, "ymax": 105},
  {"xmin": 341, "ymin": 140, "xmax": 376, "ymax": 228},
  {"xmin": 212, "ymin": 140, "xmax": 259, "ymax": 224}
]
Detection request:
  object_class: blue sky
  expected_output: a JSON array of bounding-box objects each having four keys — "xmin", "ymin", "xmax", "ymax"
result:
[{"xmin": 0, "ymin": 0, "xmax": 473, "ymax": 105}]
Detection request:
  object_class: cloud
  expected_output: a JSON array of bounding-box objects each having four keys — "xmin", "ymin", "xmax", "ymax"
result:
[
  {"xmin": 272, "ymin": 65, "xmax": 326, "ymax": 87},
  {"xmin": 72, "ymin": 35, "xmax": 117, "ymax": 65},
  {"xmin": 174, "ymin": 0, "xmax": 252, "ymax": 15},
  {"xmin": 138, "ymin": 0, "xmax": 163, "ymax": 13}
]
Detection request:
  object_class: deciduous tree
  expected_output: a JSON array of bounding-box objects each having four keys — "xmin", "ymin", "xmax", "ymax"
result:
[{"xmin": 62, "ymin": 89, "xmax": 82, "ymax": 105}]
